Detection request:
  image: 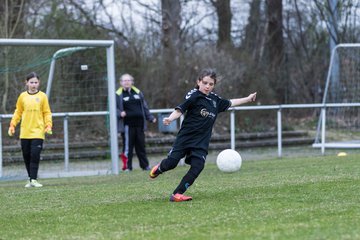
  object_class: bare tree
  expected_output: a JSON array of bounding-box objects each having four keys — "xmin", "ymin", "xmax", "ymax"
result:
[
  {"xmin": 264, "ymin": 0, "xmax": 285, "ymax": 103},
  {"xmin": 242, "ymin": 0, "xmax": 263, "ymax": 61},
  {"xmin": 161, "ymin": 0, "xmax": 181, "ymax": 107},
  {"xmin": 264, "ymin": 0, "xmax": 284, "ymax": 68},
  {"xmin": 210, "ymin": 0, "xmax": 233, "ymax": 50},
  {"xmin": 0, "ymin": 0, "xmax": 25, "ymax": 113}
]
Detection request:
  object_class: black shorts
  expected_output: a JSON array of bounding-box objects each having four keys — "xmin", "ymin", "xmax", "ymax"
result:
[{"xmin": 168, "ymin": 147, "xmax": 207, "ymax": 165}]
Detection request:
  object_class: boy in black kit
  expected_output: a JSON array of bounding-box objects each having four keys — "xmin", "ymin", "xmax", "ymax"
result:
[
  {"xmin": 150, "ymin": 69, "xmax": 257, "ymax": 202},
  {"xmin": 116, "ymin": 73, "xmax": 156, "ymax": 171}
]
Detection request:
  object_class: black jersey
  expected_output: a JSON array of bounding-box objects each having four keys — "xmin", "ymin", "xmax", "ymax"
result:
[
  {"xmin": 122, "ymin": 89, "xmax": 144, "ymax": 127},
  {"xmin": 173, "ymin": 89, "xmax": 231, "ymax": 151}
]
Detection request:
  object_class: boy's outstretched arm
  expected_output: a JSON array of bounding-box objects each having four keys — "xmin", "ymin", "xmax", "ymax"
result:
[
  {"xmin": 163, "ymin": 109, "xmax": 182, "ymax": 126},
  {"xmin": 230, "ymin": 92, "xmax": 257, "ymax": 107}
]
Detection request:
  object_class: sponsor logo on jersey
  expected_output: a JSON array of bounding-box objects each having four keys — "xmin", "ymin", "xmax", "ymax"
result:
[
  {"xmin": 200, "ymin": 108, "xmax": 216, "ymax": 118},
  {"xmin": 200, "ymin": 108, "xmax": 209, "ymax": 117}
]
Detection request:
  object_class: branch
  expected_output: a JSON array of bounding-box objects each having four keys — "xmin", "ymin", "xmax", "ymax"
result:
[{"xmin": 9, "ymin": 0, "xmax": 25, "ymax": 38}]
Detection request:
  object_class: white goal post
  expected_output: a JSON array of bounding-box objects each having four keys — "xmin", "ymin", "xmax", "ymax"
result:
[
  {"xmin": 313, "ymin": 43, "xmax": 360, "ymax": 149},
  {"xmin": 0, "ymin": 38, "xmax": 119, "ymax": 177}
]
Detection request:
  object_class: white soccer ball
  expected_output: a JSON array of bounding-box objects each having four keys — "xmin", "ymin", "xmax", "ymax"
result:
[{"xmin": 216, "ymin": 149, "xmax": 242, "ymax": 173}]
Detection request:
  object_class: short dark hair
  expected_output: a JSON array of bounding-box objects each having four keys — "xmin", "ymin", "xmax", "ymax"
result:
[
  {"xmin": 195, "ymin": 68, "xmax": 217, "ymax": 89},
  {"xmin": 198, "ymin": 68, "xmax": 217, "ymax": 83},
  {"xmin": 26, "ymin": 72, "xmax": 39, "ymax": 81}
]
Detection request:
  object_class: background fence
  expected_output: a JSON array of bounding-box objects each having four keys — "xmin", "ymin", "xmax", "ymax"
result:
[{"xmin": 1, "ymin": 102, "xmax": 360, "ymax": 180}]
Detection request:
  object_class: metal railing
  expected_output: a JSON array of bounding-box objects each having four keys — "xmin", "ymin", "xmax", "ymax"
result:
[
  {"xmin": 1, "ymin": 102, "xmax": 360, "ymax": 177},
  {"xmin": 229, "ymin": 103, "xmax": 360, "ymax": 156}
]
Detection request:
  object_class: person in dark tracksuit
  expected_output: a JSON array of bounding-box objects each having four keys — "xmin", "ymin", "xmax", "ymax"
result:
[
  {"xmin": 116, "ymin": 73, "xmax": 156, "ymax": 171},
  {"xmin": 150, "ymin": 69, "xmax": 257, "ymax": 202}
]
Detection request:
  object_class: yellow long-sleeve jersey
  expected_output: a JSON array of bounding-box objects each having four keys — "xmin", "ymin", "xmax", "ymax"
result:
[{"xmin": 10, "ymin": 91, "xmax": 52, "ymax": 139}]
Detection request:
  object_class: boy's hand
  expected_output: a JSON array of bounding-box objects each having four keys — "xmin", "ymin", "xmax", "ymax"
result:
[
  {"xmin": 8, "ymin": 125, "xmax": 15, "ymax": 137},
  {"xmin": 163, "ymin": 117, "xmax": 172, "ymax": 126},
  {"xmin": 45, "ymin": 125, "xmax": 53, "ymax": 135}
]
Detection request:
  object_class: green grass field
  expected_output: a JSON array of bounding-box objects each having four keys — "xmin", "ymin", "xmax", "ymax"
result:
[{"xmin": 1, "ymin": 154, "xmax": 360, "ymax": 240}]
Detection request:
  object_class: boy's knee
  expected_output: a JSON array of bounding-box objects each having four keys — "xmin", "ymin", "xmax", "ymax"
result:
[{"xmin": 161, "ymin": 156, "xmax": 180, "ymax": 171}]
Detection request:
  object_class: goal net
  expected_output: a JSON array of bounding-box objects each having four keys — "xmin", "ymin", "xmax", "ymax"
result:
[
  {"xmin": 0, "ymin": 39, "xmax": 118, "ymax": 180},
  {"xmin": 313, "ymin": 44, "xmax": 360, "ymax": 148}
]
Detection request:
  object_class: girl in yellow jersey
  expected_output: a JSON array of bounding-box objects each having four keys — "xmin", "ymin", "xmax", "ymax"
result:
[{"xmin": 8, "ymin": 72, "xmax": 52, "ymax": 188}]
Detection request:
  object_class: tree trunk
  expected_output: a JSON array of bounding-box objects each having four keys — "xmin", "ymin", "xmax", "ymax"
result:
[
  {"xmin": 212, "ymin": 0, "xmax": 232, "ymax": 50},
  {"xmin": 264, "ymin": 0, "xmax": 285, "ymax": 103},
  {"xmin": 265, "ymin": 0, "xmax": 284, "ymax": 68},
  {"xmin": 242, "ymin": 0, "xmax": 263, "ymax": 61},
  {"xmin": 161, "ymin": 0, "xmax": 181, "ymax": 107}
]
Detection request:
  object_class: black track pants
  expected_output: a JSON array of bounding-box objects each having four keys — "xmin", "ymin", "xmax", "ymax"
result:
[
  {"xmin": 122, "ymin": 125, "xmax": 149, "ymax": 170},
  {"xmin": 21, "ymin": 139, "xmax": 43, "ymax": 180}
]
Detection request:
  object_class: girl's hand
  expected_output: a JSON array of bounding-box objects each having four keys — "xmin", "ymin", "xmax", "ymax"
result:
[
  {"xmin": 120, "ymin": 111, "xmax": 126, "ymax": 118},
  {"xmin": 8, "ymin": 125, "xmax": 15, "ymax": 137},
  {"xmin": 45, "ymin": 125, "xmax": 52, "ymax": 135}
]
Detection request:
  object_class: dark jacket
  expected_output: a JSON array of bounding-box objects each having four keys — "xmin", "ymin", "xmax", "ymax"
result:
[{"xmin": 116, "ymin": 86, "xmax": 155, "ymax": 133}]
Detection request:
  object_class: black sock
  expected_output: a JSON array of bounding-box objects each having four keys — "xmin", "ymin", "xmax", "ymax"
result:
[{"xmin": 173, "ymin": 174, "xmax": 194, "ymax": 194}]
